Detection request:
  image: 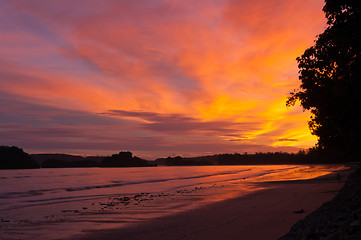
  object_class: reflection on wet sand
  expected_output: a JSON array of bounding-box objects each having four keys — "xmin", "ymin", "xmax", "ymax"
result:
[{"xmin": 0, "ymin": 165, "xmax": 350, "ymax": 240}]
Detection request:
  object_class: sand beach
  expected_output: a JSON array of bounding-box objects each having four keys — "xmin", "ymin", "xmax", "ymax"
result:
[
  {"xmin": 0, "ymin": 165, "xmax": 354, "ymax": 240},
  {"xmin": 68, "ymin": 167, "xmax": 353, "ymax": 240}
]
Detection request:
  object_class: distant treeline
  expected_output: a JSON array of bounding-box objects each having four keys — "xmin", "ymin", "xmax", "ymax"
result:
[
  {"xmin": 0, "ymin": 145, "xmax": 345, "ymax": 169},
  {"xmin": 32, "ymin": 154, "xmax": 105, "ymax": 168},
  {"xmin": 158, "ymin": 149, "xmax": 341, "ymax": 166},
  {"xmin": 101, "ymin": 152, "xmax": 150, "ymax": 167},
  {"xmin": 0, "ymin": 146, "xmax": 152, "ymax": 169},
  {"xmin": 33, "ymin": 151, "xmax": 151, "ymax": 168}
]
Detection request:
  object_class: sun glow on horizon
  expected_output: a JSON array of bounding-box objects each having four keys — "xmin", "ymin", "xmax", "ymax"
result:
[{"xmin": 0, "ymin": 0, "xmax": 324, "ymax": 158}]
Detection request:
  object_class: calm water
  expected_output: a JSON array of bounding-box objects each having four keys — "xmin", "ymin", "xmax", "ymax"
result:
[{"xmin": 0, "ymin": 165, "xmax": 344, "ymax": 212}]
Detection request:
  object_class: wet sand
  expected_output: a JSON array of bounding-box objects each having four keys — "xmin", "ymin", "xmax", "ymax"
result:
[
  {"xmin": 67, "ymin": 167, "xmax": 353, "ymax": 240},
  {"xmin": 280, "ymin": 166, "xmax": 361, "ymax": 239},
  {"xmin": 0, "ymin": 166, "xmax": 353, "ymax": 240}
]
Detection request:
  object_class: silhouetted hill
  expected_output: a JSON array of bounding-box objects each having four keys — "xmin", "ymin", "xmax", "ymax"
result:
[
  {"xmin": 163, "ymin": 155, "xmax": 217, "ymax": 166},
  {"xmin": 101, "ymin": 151, "xmax": 150, "ymax": 167},
  {"xmin": 41, "ymin": 159, "xmax": 98, "ymax": 168},
  {"xmin": 31, "ymin": 152, "xmax": 151, "ymax": 168},
  {"xmin": 153, "ymin": 158, "xmax": 167, "ymax": 166},
  {"xmin": 217, "ymin": 152, "xmax": 311, "ymax": 165},
  {"xmin": 159, "ymin": 151, "xmax": 324, "ymax": 166},
  {"xmin": 31, "ymin": 154, "xmax": 97, "ymax": 165},
  {"xmin": 84, "ymin": 156, "xmax": 105, "ymax": 164},
  {"xmin": 0, "ymin": 146, "xmax": 40, "ymax": 169},
  {"xmin": 9, "ymin": 149, "xmax": 338, "ymax": 169},
  {"xmin": 31, "ymin": 154, "xmax": 107, "ymax": 168}
]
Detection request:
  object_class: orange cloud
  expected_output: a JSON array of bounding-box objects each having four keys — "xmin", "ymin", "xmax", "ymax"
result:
[{"xmin": 0, "ymin": 0, "xmax": 324, "ymax": 157}]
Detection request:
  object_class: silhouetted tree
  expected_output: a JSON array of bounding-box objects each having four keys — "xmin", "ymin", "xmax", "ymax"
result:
[
  {"xmin": 164, "ymin": 156, "xmax": 213, "ymax": 166},
  {"xmin": 217, "ymin": 152, "xmax": 310, "ymax": 165},
  {"xmin": 0, "ymin": 146, "xmax": 40, "ymax": 169},
  {"xmin": 287, "ymin": 0, "xmax": 361, "ymax": 161},
  {"xmin": 101, "ymin": 151, "xmax": 149, "ymax": 167}
]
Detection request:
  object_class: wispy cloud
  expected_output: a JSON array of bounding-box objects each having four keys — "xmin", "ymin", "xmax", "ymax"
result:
[
  {"xmin": 0, "ymin": 0, "xmax": 324, "ymax": 157},
  {"xmin": 103, "ymin": 109, "xmax": 261, "ymax": 136}
]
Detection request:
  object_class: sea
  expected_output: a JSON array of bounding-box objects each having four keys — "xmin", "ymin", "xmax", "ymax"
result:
[{"xmin": 0, "ymin": 165, "xmax": 345, "ymax": 212}]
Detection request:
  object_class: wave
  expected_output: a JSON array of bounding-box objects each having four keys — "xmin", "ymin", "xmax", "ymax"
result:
[
  {"xmin": 0, "ymin": 166, "xmax": 304, "ymax": 211},
  {"xmin": 0, "ymin": 168, "xmax": 253, "ymax": 199}
]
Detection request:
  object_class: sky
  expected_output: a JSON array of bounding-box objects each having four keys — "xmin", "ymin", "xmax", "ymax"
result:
[{"xmin": 0, "ymin": 0, "xmax": 326, "ymax": 159}]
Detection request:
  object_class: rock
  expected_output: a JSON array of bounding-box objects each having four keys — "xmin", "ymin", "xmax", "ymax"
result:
[
  {"xmin": 350, "ymin": 220, "xmax": 360, "ymax": 227},
  {"xmin": 294, "ymin": 209, "xmax": 305, "ymax": 214}
]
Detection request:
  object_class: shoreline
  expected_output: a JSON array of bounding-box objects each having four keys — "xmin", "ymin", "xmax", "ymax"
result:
[
  {"xmin": 0, "ymin": 165, "xmax": 354, "ymax": 240},
  {"xmin": 280, "ymin": 164, "xmax": 361, "ymax": 239},
  {"xmin": 63, "ymin": 166, "xmax": 355, "ymax": 240}
]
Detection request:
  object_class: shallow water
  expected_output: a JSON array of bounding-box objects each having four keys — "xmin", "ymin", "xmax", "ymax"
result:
[
  {"xmin": 0, "ymin": 165, "xmax": 347, "ymax": 240},
  {"xmin": 0, "ymin": 165, "xmax": 344, "ymax": 211}
]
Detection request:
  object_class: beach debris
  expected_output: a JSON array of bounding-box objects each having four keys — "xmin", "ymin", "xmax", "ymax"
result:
[
  {"xmin": 62, "ymin": 209, "xmax": 79, "ymax": 213},
  {"xmin": 120, "ymin": 196, "xmax": 130, "ymax": 201},
  {"xmin": 134, "ymin": 194, "xmax": 142, "ymax": 199},
  {"xmin": 294, "ymin": 209, "xmax": 304, "ymax": 214}
]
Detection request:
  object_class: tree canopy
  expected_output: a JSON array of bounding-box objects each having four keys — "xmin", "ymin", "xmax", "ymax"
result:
[
  {"xmin": 101, "ymin": 151, "xmax": 149, "ymax": 167},
  {"xmin": 0, "ymin": 146, "xmax": 40, "ymax": 169},
  {"xmin": 287, "ymin": 0, "xmax": 361, "ymax": 161}
]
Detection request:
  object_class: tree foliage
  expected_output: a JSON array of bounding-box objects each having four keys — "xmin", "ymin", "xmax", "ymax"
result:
[
  {"xmin": 287, "ymin": 0, "xmax": 361, "ymax": 161},
  {"xmin": 101, "ymin": 151, "xmax": 149, "ymax": 167},
  {"xmin": 0, "ymin": 146, "xmax": 40, "ymax": 169}
]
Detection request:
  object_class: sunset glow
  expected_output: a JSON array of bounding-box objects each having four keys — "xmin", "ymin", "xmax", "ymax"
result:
[{"xmin": 0, "ymin": 0, "xmax": 326, "ymax": 158}]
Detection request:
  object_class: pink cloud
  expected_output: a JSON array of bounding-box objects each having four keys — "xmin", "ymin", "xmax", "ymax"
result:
[{"xmin": 0, "ymin": 0, "xmax": 325, "ymax": 157}]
